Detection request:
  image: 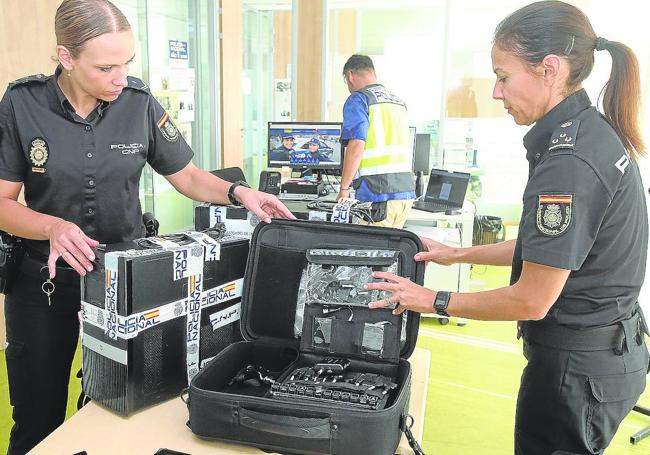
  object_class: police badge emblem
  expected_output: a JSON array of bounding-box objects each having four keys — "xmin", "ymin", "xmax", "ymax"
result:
[
  {"xmin": 536, "ymin": 194, "xmax": 573, "ymax": 236},
  {"xmin": 157, "ymin": 112, "xmax": 179, "ymax": 143},
  {"xmin": 29, "ymin": 137, "xmax": 49, "ymax": 173}
]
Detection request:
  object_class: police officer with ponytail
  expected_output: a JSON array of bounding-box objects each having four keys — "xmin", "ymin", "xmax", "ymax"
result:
[{"xmin": 366, "ymin": 2, "xmax": 649, "ymax": 453}]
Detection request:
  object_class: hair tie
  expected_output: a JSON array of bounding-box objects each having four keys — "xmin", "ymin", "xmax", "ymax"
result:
[{"xmin": 595, "ymin": 37, "xmax": 608, "ymax": 51}]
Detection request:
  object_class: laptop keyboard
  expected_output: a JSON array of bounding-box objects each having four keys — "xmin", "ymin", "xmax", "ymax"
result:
[{"xmin": 413, "ymin": 201, "xmax": 452, "ymax": 212}]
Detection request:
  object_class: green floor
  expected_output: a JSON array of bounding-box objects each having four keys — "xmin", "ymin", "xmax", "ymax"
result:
[
  {"xmin": 417, "ymin": 266, "xmax": 650, "ymax": 454},
  {"xmin": 0, "ymin": 266, "xmax": 648, "ymax": 454}
]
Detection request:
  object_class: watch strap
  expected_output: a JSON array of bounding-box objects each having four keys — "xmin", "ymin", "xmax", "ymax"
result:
[
  {"xmin": 433, "ymin": 291, "xmax": 451, "ymax": 317},
  {"xmin": 228, "ymin": 180, "xmax": 250, "ymax": 206}
]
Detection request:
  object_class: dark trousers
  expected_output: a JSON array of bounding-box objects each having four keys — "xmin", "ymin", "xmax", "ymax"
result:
[
  {"xmin": 515, "ymin": 316, "xmax": 649, "ymax": 455},
  {"xmin": 4, "ymin": 271, "xmax": 80, "ymax": 455}
]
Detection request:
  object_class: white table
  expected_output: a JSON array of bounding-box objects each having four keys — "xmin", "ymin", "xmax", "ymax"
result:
[{"xmin": 30, "ymin": 348, "xmax": 431, "ymax": 455}]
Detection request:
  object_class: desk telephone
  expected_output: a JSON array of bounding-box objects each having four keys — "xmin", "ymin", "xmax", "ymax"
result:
[{"xmin": 259, "ymin": 170, "xmax": 281, "ymax": 195}]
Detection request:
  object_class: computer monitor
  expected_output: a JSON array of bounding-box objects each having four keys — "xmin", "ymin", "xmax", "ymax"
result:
[
  {"xmin": 409, "ymin": 126, "xmax": 416, "ymax": 171},
  {"xmin": 268, "ymin": 122, "xmax": 343, "ymax": 172},
  {"xmin": 413, "ymin": 133, "xmax": 431, "ymax": 173}
]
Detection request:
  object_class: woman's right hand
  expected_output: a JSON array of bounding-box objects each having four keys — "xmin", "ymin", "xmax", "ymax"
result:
[
  {"xmin": 47, "ymin": 219, "xmax": 100, "ymax": 279},
  {"xmin": 414, "ymin": 236, "xmax": 458, "ymax": 266}
]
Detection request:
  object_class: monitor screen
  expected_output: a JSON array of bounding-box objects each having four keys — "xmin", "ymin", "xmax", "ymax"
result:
[
  {"xmin": 268, "ymin": 122, "xmax": 342, "ymax": 170},
  {"xmin": 424, "ymin": 169, "xmax": 470, "ymax": 204},
  {"xmin": 409, "ymin": 126, "xmax": 416, "ymax": 171}
]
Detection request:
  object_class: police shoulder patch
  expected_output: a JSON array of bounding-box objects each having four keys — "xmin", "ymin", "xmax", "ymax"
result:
[
  {"xmin": 9, "ymin": 74, "xmax": 49, "ymax": 89},
  {"xmin": 126, "ymin": 76, "xmax": 150, "ymax": 93},
  {"xmin": 536, "ymin": 194, "xmax": 573, "ymax": 236},
  {"xmin": 157, "ymin": 112, "xmax": 179, "ymax": 143},
  {"xmin": 548, "ymin": 119, "xmax": 580, "ymax": 153}
]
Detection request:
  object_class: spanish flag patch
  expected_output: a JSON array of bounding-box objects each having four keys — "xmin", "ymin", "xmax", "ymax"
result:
[
  {"xmin": 157, "ymin": 111, "xmax": 179, "ymax": 143},
  {"xmin": 536, "ymin": 193, "xmax": 573, "ymax": 236}
]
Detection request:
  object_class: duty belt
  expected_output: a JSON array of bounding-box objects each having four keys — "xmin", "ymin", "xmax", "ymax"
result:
[
  {"xmin": 518, "ymin": 311, "xmax": 646, "ymax": 352},
  {"xmin": 20, "ymin": 252, "xmax": 79, "ymax": 286}
]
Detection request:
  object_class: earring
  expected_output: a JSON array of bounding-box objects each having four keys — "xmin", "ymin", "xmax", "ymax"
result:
[{"xmin": 67, "ymin": 71, "xmax": 71, "ymax": 77}]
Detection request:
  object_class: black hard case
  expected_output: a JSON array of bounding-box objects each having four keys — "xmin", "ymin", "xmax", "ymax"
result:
[
  {"xmin": 187, "ymin": 220, "xmax": 424, "ymax": 455},
  {"xmin": 80, "ymin": 237, "xmax": 249, "ymax": 415}
]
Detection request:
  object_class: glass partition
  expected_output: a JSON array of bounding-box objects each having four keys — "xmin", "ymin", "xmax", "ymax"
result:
[
  {"xmin": 327, "ymin": 2, "xmax": 447, "ymax": 165},
  {"xmin": 240, "ymin": 0, "xmax": 650, "ymax": 226},
  {"xmin": 242, "ymin": 0, "xmax": 293, "ymax": 188},
  {"xmin": 113, "ymin": 0, "xmax": 220, "ymax": 234}
]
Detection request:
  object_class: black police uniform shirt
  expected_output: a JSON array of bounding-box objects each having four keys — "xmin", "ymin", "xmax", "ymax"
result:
[
  {"xmin": 510, "ymin": 89, "xmax": 648, "ymax": 328},
  {"xmin": 0, "ymin": 67, "xmax": 193, "ymax": 256}
]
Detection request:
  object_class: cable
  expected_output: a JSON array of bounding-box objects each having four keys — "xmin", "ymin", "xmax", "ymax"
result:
[
  {"xmin": 134, "ymin": 233, "xmax": 188, "ymax": 249},
  {"xmin": 133, "ymin": 222, "xmax": 228, "ymax": 249},
  {"xmin": 321, "ymin": 170, "xmax": 340, "ymax": 195},
  {"xmin": 306, "ymin": 199, "xmax": 375, "ymax": 223},
  {"xmin": 203, "ymin": 222, "xmax": 227, "ymax": 240}
]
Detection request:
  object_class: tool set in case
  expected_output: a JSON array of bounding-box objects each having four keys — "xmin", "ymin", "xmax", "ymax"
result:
[{"xmin": 186, "ymin": 219, "xmax": 425, "ymax": 455}]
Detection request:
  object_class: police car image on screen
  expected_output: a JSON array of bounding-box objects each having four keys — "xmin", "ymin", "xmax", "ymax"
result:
[{"xmin": 267, "ymin": 121, "xmax": 342, "ymax": 173}]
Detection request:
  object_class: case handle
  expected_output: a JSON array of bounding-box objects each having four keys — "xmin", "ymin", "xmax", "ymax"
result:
[
  {"xmin": 238, "ymin": 407, "xmax": 331, "ymax": 440},
  {"xmin": 180, "ymin": 387, "xmax": 189, "ymax": 405}
]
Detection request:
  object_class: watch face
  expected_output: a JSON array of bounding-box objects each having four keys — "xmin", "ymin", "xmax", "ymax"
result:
[{"xmin": 435, "ymin": 292, "xmax": 450, "ymax": 316}]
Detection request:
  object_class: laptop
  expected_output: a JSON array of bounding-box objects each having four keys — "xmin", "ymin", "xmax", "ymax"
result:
[{"xmin": 412, "ymin": 168, "xmax": 471, "ymax": 213}]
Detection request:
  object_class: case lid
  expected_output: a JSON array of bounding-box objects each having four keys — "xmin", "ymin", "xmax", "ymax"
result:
[{"xmin": 240, "ymin": 219, "xmax": 425, "ymax": 360}]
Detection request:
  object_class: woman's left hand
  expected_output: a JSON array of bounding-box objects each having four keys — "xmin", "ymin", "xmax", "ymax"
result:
[
  {"xmin": 236, "ymin": 186, "xmax": 296, "ymax": 223},
  {"xmin": 366, "ymin": 271, "xmax": 436, "ymax": 315}
]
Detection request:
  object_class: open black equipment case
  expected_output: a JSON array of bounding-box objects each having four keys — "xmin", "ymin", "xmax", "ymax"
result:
[{"xmin": 187, "ymin": 220, "xmax": 425, "ymax": 455}]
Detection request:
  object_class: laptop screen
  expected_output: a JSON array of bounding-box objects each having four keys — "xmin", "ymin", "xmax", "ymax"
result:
[{"xmin": 423, "ymin": 169, "xmax": 471, "ymax": 207}]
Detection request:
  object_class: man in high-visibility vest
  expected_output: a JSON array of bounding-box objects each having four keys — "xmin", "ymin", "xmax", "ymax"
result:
[{"xmin": 338, "ymin": 54, "xmax": 415, "ymax": 228}]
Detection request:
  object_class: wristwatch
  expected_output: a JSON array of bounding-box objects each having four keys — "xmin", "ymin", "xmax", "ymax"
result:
[
  {"xmin": 228, "ymin": 180, "xmax": 250, "ymax": 206},
  {"xmin": 433, "ymin": 291, "xmax": 452, "ymax": 317}
]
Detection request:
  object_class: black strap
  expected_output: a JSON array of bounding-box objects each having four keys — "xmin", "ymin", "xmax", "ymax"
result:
[
  {"xmin": 402, "ymin": 414, "xmax": 426, "ymax": 455},
  {"xmin": 404, "ymin": 425, "xmax": 425, "ymax": 455}
]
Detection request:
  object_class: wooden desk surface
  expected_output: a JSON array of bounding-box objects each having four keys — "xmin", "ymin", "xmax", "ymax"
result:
[{"xmin": 30, "ymin": 348, "xmax": 430, "ymax": 455}]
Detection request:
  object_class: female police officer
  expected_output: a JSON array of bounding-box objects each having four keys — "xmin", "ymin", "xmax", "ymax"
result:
[
  {"xmin": 367, "ymin": 1, "xmax": 648, "ymax": 454},
  {"xmin": 0, "ymin": 1, "xmax": 294, "ymax": 453}
]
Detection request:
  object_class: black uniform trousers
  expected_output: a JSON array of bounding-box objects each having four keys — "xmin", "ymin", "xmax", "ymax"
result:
[
  {"xmin": 515, "ymin": 314, "xmax": 649, "ymax": 455},
  {"xmin": 4, "ymin": 270, "xmax": 80, "ymax": 455}
]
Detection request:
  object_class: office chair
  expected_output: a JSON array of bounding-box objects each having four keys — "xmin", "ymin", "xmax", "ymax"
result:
[
  {"xmin": 209, "ymin": 166, "xmax": 246, "ymax": 183},
  {"xmin": 630, "ymin": 405, "xmax": 650, "ymax": 444}
]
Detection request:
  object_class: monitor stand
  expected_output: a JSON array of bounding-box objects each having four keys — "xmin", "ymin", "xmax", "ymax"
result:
[
  {"xmin": 415, "ymin": 171, "xmax": 424, "ymax": 198},
  {"xmin": 290, "ymin": 168, "xmax": 327, "ymax": 183},
  {"xmin": 281, "ymin": 169, "xmax": 329, "ymax": 199}
]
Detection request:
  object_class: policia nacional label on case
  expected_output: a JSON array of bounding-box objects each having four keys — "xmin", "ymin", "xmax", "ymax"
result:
[{"xmin": 536, "ymin": 194, "xmax": 573, "ymax": 236}]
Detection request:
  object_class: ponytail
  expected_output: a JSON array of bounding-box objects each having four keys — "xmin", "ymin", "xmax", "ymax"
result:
[
  {"xmin": 598, "ymin": 40, "xmax": 645, "ymax": 159},
  {"xmin": 494, "ymin": 2, "xmax": 645, "ymax": 160}
]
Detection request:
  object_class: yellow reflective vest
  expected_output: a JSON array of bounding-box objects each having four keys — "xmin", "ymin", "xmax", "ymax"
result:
[{"xmin": 354, "ymin": 84, "xmax": 415, "ymax": 195}]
